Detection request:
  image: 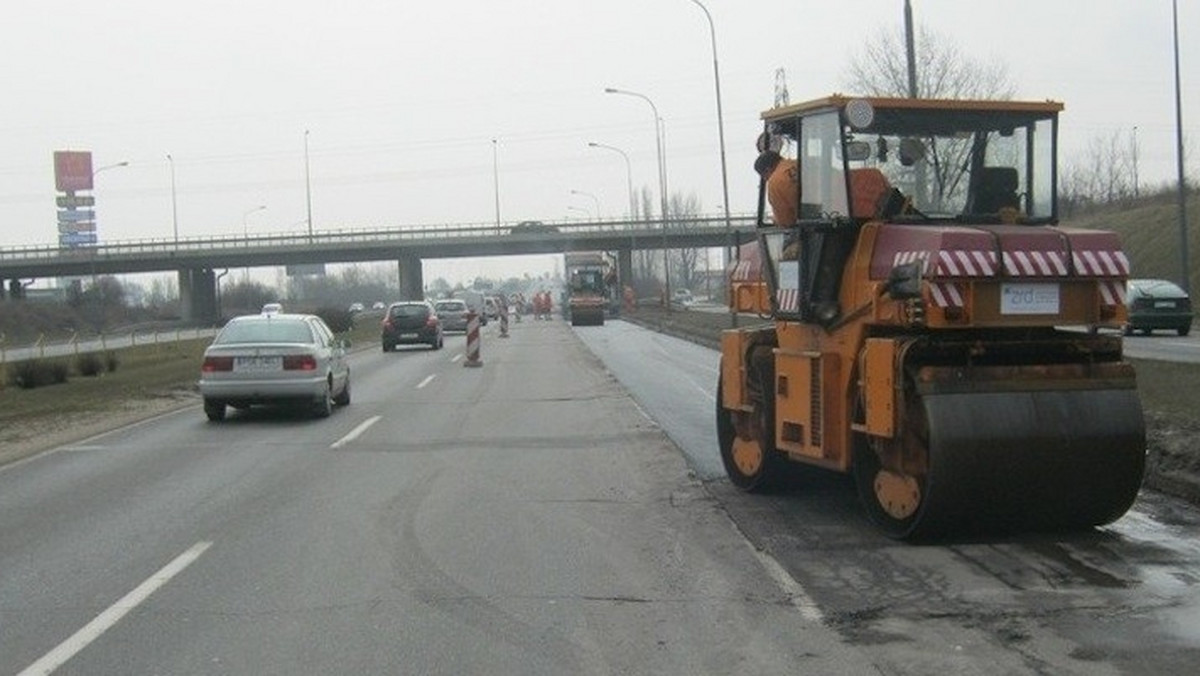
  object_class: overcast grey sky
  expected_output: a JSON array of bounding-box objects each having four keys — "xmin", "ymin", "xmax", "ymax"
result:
[{"xmin": 1, "ymin": 1, "xmax": 1195, "ymax": 284}]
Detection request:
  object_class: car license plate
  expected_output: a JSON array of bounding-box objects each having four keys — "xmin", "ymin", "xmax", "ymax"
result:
[
  {"xmin": 234, "ymin": 356, "xmax": 282, "ymax": 372},
  {"xmin": 1155, "ymin": 301, "xmax": 1176, "ymax": 309},
  {"xmin": 400, "ymin": 333, "xmax": 418, "ymax": 339}
]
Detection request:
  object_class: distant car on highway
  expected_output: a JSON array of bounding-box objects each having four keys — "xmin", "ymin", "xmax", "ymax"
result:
[
  {"xmin": 483, "ymin": 296, "xmax": 501, "ymax": 321},
  {"xmin": 261, "ymin": 302, "xmax": 283, "ymax": 315},
  {"xmin": 1126, "ymin": 279, "xmax": 1193, "ymax": 336},
  {"xmin": 510, "ymin": 220, "xmax": 558, "ymax": 235},
  {"xmin": 348, "ymin": 302, "xmax": 365, "ymax": 313},
  {"xmin": 434, "ymin": 298, "xmax": 470, "ymax": 332},
  {"xmin": 671, "ymin": 289, "xmax": 695, "ymax": 308},
  {"xmin": 382, "ymin": 300, "xmax": 444, "ymax": 351},
  {"xmin": 198, "ymin": 313, "xmax": 351, "ymax": 421},
  {"xmin": 372, "ymin": 301, "xmax": 386, "ymax": 311}
]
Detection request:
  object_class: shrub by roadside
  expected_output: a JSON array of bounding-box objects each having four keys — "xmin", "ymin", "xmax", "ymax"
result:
[{"xmin": 4, "ymin": 350, "xmax": 122, "ymax": 389}]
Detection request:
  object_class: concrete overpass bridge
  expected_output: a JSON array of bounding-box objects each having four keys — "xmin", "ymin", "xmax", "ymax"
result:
[{"xmin": 0, "ymin": 215, "xmax": 757, "ymax": 322}]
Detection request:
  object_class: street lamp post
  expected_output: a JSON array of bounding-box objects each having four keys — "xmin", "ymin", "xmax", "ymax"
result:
[
  {"xmin": 167, "ymin": 154, "xmax": 179, "ymax": 244},
  {"xmin": 242, "ymin": 205, "xmax": 267, "ymax": 282},
  {"xmin": 92, "ymin": 161, "xmax": 130, "ymax": 178},
  {"xmin": 605, "ymin": 87, "xmax": 670, "ymax": 305},
  {"xmin": 588, "ymin": 142, "xmax": 634, "ymax": 218},
  {"xmin": 687, "ymin": 0, "xmax": 735, "ymax": 325},
  {"xmin": 492, "ymin": 138, "xmax": 502, "ymax": 229},
  {"xmin": 242, "ymin": 204, "xmax": 267, "ymax": 240},
  {"xmin": 304, "ymin": 130, "xmax": 313, "ymax": 240},
  {"xmin": 89, "ymin": 161, "xmax": 129, "ymax": 245},
  {"xmin": 570, "ymin": 189, "xmax": 601, "ymax": 219}
]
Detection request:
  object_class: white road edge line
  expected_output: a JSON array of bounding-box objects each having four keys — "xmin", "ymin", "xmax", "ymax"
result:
[
  {"xmin": 331, "ymin": 416, "xmax": 382, "ymax": 449},
  {"xmin": 416, "ymin": 374, "xmax": 436, "ymax": 389},
  {"xmin": 0, "ymin": 405, "xmax": 196, "ymax": 476},
  {"xmin": 18, "ymin": 540, "xmax": 213, "ymax": 676},
  {"xmin": 747, "ymin": 541, "xmax": 826, "ymax": 623},
  {"xmin": 721, "ymin": 512, "xmax": 825, "ymax": 623}
]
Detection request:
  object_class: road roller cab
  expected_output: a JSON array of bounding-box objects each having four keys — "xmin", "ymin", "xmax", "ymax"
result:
[{"xmin": 718, "ymin": 95, "xmax": 1146, "ymax": 540}]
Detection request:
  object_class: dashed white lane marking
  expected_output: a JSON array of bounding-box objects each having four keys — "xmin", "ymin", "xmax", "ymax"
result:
[
  {"xmin": 450, "ymin": 353, "xmax": 463, "ymax": 363},
  {"xmin": 18, "ymin": 541, "xmax": 213, "ymax": 676},
  {"xmin": 416, "ymin": 374, "xmax": 436, "ymax": 389},
  {"xmin": 330, "ymin": 416, "xmax": 382, "ymax": 449}
]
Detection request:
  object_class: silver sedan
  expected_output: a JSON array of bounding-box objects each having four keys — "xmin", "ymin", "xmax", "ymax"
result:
[{"xmin": 198, "ymin": 313, "xmax": 351, "ymax": 421}]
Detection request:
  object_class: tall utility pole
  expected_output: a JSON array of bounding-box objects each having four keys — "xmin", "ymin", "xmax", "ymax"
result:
[
  {"xmin": 904, "ymin": 0, "xmax": 928, "ymax": 207},
  {"xmin": 773, "ymin": 68, "xmax": 790, "ymax": 108},
  {"xmin": 904, "ymin": 0, "xmax": 919, "ymax": 98},
  {"xmin": 1132, "ymin": 126, "xmax": 1140, "ymax": 199},
  {"xmin": 1172, "ymin": 0, "xmax": 1190, "ymax": 294}
]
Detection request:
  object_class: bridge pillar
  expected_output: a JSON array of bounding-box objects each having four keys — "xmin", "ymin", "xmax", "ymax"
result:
[
  {"xmin": 179, "ymin": 268, "xmax": 219, "ymax": 324},
  {"xmin": 4, "ymin": 279, "xmax": 25, "ymax": 300},
  {"xmin": 617, "ymin": 249, "xmax": 633, "ymax": 296},
  {"xmin": 397, "ymin": 254, "xmax": 424, "ymax": 301}
]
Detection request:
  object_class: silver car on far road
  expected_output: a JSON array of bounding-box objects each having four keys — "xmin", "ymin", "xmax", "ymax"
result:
[
  {"xmin": 434, "ymin": 299, "xmax": 470, "ymax": 332},
  {"xmin": 198, "ymin": 313, "xmax": 351, "ymax": 421}
]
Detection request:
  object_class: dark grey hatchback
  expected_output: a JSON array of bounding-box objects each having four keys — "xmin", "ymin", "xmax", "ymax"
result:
[
  {"xmin": 1125, "ymin": 279, "xmax": 1193, "ymax": 336},
  {"xmin": 381, "ymin": 301, "xmax": 444, "ymax": 351}
]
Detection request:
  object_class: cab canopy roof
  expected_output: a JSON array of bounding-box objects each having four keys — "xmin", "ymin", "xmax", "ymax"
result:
[{"xmin": 762, "ymin": 95, "xmax": 1064, "ymax": 137}]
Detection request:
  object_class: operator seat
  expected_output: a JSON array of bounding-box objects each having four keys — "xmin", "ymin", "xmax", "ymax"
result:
[
  {"xmin": 972, "ymin": 167, "xmax": 1020, "ymax": 214},
  {"xmin": 848, "ymin": 168, "xmax": 892, "ymax": 219}
]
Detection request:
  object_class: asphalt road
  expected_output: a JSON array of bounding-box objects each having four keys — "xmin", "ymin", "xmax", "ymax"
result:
[
  {"xmin": 0, "ymin": 319, "xmax": 869, "ymax": 675},
  {"xmin": 580, "ymin": 320, "xmax": 1200, "ymax": 675},
  {"xmin": 1121, "ymin": 330, "xmax": 1200, "ymax": 363},
  {"xmin": 5, "ymin": 317, "xmax": 1200, "ymax": 674}
]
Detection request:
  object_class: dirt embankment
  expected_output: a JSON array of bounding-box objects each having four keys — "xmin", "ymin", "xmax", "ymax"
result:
[{"xmin": 622, "ymin": 306, "xmax": 1200, "ymax": 507}]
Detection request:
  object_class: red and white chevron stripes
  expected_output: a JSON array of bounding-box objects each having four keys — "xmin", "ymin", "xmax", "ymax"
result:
[{"xmin": 893, "ymin": 248, "xmax": 1129, "ymax": 278}]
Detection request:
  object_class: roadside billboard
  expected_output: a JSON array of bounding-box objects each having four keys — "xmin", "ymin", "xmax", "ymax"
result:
[{"xmin": 54, "ymin": 150, "xmax": 94, "ymax": 192}]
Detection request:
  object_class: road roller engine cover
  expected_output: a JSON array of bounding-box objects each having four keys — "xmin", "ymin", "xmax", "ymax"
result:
[{"xmin": 717, "ymin": 94, "xmax": 1146, "ymax": 540}]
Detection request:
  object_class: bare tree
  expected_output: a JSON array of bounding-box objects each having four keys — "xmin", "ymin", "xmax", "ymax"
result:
[
  {"xmin": 1061, "ymin": 129, "xmax": 1140, "ymax": 216},
  {"xmin": 840, "ymin": 24, "xmax": 1017, "ymax": 216},
  {"xmin": 668, "ymin": 192, "xmax": 704, "ymax": 293},
  {"xmin": 844, "ymin": 24, "xmax": 1014, "ymax": 100},
  {"xmin": 631, "ymin": 186, "xmax": 659, "ymax": 296}
]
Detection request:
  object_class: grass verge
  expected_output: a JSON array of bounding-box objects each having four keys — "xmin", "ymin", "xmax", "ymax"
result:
[
  {"xmin": 0, "ymin": 339, "xmax": 209, "ymax": 422},
  {"xmin": 0, "ymin": 320, "xmax": 381, "ymax": 465}
]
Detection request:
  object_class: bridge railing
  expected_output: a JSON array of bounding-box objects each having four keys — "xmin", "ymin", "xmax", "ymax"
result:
[{"xmin": 0, "ymin": 214, "xmax": 758, "ymax": 264}]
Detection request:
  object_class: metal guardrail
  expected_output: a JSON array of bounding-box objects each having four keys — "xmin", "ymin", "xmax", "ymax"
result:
[{"xmin": 0, "ymin": 327, "xmax": 219, "ymax": 365}]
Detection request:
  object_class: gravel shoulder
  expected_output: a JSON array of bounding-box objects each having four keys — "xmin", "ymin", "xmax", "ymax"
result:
[{"xmin": 0, "ymin": 391, "xmax": 198, "ymax": 468}]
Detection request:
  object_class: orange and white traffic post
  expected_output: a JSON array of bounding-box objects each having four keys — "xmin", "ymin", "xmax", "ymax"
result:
[{"xmin": 463, "ymin": 310, "xmax": 483, "ymax": 367}]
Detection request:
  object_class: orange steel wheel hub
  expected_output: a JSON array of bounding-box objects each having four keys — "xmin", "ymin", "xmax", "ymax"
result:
[
  {"xmin": 731, "ymin": 437, "xmax": 764, "ymax": 477},
  {"xmin": 874, "ymin": 470, "xmax": 921, "ymax": 520}
]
